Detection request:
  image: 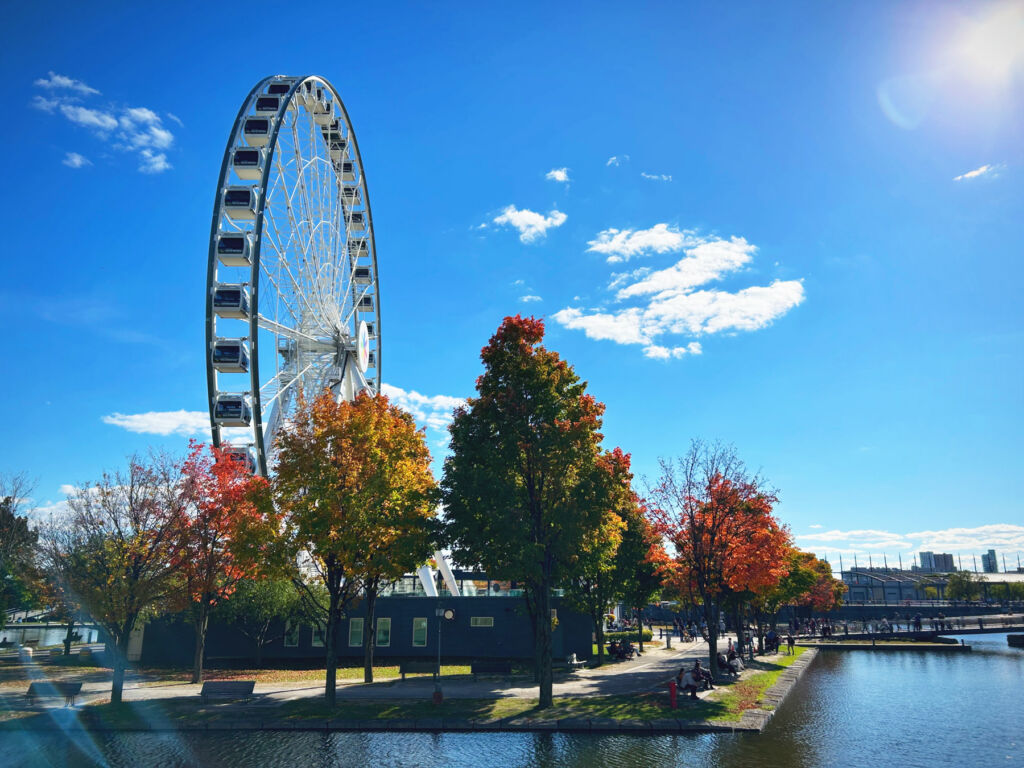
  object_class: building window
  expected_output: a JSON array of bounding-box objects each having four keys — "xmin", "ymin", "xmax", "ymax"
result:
[
  {"xmin": 470, "ymin": 616, "xmax": 494, "ymax": 628},
  {"xmin": 284, "ymin": 620, "xmax": 299, "ymax": 647},
  {"xmin": 312, "ymin": 623, "xmax": 325, "ymax": 648},
  {"xmin": 349, "ymin": 618, "xmax": 364, "ymax": 647},
  {"xmin": 376, "ymin": 617, "xmax": 391, "ymax": 647},
  {"xmin": 412, "ymin": 617, "xmax": 428, "ymax": 647}
]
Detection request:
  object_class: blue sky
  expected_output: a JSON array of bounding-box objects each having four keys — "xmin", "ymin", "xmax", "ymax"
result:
[{"xmin": 2, "ymin": 1, "xmax": 1022, "ymax": 569}]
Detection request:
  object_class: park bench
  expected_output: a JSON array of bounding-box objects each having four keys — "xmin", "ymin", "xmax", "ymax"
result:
[
  {"xmin": 26, "ymin": 681, "xmax": 83, "ymax": 707},
  {"xmin": 199, "ymin": 680, "xmax": 256, "ymax": 704},
  {"xmin": 471, "ymin": 660, "xmax": 513, "ymax": 681},
  {"xmin": 565, "ymin": 653, "xmax": 586, "ymax": 672},
  {"xmin": 399, "ymin": 660, "xmax": 439, "ymax": 680}
]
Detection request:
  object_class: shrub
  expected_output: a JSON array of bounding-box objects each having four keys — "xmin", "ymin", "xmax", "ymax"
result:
[{"xmin": 603, "ymin": 629, "xmax": 653, "ymax": 642}]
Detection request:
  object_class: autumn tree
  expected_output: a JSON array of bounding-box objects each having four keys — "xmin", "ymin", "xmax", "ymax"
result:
[
  {"xmin": 749, "ymin": 547, "xmax": 841, "ymax": 648},
  {"xmin": 48, "ymin": 455, "xmax": 184, "ymax": 704},
  {"xmin": 751, "ymin": 547, "xmax": 818, "ymax": 633},
  {"xmin": 615, "ymin": 502, "xmax": 668, "ymax": 654},
  {"xmin": 343, "ymin": 395, "xmax": 437, "ymax": 683},
  {"xmin": 275, "ymin": 390, "xmax": 437, "ymax": 704},
  {"xmin": 442, "ymin": 316, "xmax": 607, "ymax": 709},
  {"xmin": 800, "ymin": 553, "xmax": 845, "ymax": 613},
  {"xmin": 176, "ymin": 441, "xmax": 281, "ymax": 683},
  {"xmin": 649, "ymin": 440, "xmax": 789, "ymax": 676},
  {"xmin": 563, "ymin": 449, "xmax": 629, "ymax": 666}
]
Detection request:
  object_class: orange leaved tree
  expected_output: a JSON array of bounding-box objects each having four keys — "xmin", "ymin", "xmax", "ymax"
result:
[
  {"xmin": 274, "ymin": 390, "xmax": 437, "ymax": 705},
  {"xmin": 177, "ymin": 440, "xmax": 280, "ymax": 683},
  {"xmin": 650, "ymin": 440, "xmax": 789, "ymax": 676}
]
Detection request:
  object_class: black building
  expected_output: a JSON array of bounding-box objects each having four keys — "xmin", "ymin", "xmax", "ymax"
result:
[{"xmin": 138, "ymin": 594, "xmax": 592, "ymax": 667}]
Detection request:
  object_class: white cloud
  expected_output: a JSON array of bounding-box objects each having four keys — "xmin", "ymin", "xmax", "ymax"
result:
[
  {"xmin": 953, "ymin": 163, "xmax": 997, "ymax": 181},
  {"xmin": 138, "ymin": 149, "xmax": 172, "ymax": 174},
  {"xmin": 647, "ymin": 280, "xmax": 805, "ymax": 335},
  {"xmin": 102, "ymin": 409, "xmax": 208, "ymax": 436},
  {"xmin": 551, "ymin": 307, "xmax": 649, "ymax": 345},
  {"xmin": 519, "ymin": 295, "xmax": 542, "ymax": 302},
  {"xmin": 615, "ymin": 237, "xmax": 756, "ymax": 299},
  {"xmin": 118, "ymin": 108, "xmax": 174, "ymax": 151},
  {"xmin": 62, "ymin": 152, "xmax": 91, "ymax": 168},
  {"xmin": 545, "ymin": 167, "xmax": 570, "ymax": 183},
  {"xmin": 382, "ymin": 383, "xmax": 465, "ymax": 433},
  {"xmin": 31, "ymin": 95, "xmax": 59, "ymax": 113},
  {"xmin": 34, "ymin": 71, "xmax": 100, "ymax": 96},
  {"xmin": 606, "ymin": 155, "xmax": 629, "ymax": 166},
  {"xmin": 641, "ymin": 172, "xmax": 673, "ymax": 181},
  {"xmin": 558, "ymin": 226, "xmax": 804, "ymax": 357},
  {"xmin": 33, "ymin": 74, "xmax": 175, "ymax": 174},
  {"xmin": 492, "ymin": 205, "xmax": 567, "ymax": 243},
  {"xmin": 809, "ymin": 524, "xmax": 823, "ymax": 529},
  {"xmin": 166, "ymin": 112, "xmax": 184, "ymax": 127},
  {"xmin": 587, "ymin": 223, "xmax": 697, "ymax": 264},
  {"xmin": 59, "ymin": 103, "xmax": 118, "ymax": 132},
  {"xmin": 641, "ymin": 342, "xmax": 703, "ymax": 360}
]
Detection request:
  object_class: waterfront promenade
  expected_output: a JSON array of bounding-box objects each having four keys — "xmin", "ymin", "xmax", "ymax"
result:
[{"xmin": 3, "ymin": 638, "xmax": 714, "ymax": 709}]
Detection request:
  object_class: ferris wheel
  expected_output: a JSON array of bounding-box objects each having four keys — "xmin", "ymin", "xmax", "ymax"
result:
[{"xmin": 205, "ymin": 75, "xmax": 380, "ymax": 476}]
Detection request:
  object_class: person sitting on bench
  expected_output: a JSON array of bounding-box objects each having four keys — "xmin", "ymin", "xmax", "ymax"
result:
[{"xmin": 692, "ymin": 660, "xmax": 715, "ymax": 690}]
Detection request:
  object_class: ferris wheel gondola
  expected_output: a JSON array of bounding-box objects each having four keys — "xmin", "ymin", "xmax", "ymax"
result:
[{"xmin": 205, "ymin": 74, "xmax": 381, "ymax": 476}]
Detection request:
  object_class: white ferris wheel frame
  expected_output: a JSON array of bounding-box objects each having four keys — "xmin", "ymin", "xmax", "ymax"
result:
[{"xmin": 205, "ymin": 74, "xmax": 381, "ymax": 476}]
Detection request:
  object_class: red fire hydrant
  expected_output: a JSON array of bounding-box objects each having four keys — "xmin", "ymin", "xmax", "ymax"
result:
[{"xmin": 668, "ymin": 680, "xmax": 678, "ymax": 709}]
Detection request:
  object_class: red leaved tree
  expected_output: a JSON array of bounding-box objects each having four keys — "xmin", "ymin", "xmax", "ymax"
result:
[
  {"xmin": 650, "ymin": 440, "xmax": 789, "ymax": 676},
  {"xmin": 178, "ymin": 440, "xmax": 280, "ymax": 683}
]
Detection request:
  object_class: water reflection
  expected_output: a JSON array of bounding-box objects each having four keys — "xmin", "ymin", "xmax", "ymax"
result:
[{"xmin": 4, "ymin": 634, "xmax": 1021, "ymax": 767}]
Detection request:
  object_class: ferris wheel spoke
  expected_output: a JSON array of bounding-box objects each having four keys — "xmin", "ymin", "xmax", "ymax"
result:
[
  {"xmin": 260, "ymin": 358, "xmax": 319, "ymax": 412},
  {"xmin": 262, "ymin": 211, "xmax": 324, "ymax": 325},
  {"xmin": 256, "ymin": 314, "xmax": 332, "ymax": 346}
]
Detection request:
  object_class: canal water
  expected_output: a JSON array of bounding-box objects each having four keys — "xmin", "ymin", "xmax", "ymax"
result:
[{"xmin": 3, "ymin": 633, "xmax": 1020, "ymax": 767}]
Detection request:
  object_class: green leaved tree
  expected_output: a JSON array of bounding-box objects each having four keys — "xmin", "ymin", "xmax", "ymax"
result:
[{"xmin": 442, "ymin": 315, "xmax": 607, "ymax": 709}]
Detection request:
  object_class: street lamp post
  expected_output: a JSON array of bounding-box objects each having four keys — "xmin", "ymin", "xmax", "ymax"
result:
[{"xmin": 433, "ymin": 605, "xmax": 454, "ymax": 704}]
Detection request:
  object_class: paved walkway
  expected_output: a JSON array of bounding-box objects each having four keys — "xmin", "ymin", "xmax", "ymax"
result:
[{"xmin": 3, "ymin": 639, "xmax": 725, "ymax": 710}]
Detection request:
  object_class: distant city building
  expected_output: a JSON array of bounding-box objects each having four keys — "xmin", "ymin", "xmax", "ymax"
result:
[
  {"xmin": 981, "ymin": 549, "xmax": 998, "ymax": 573},
  {"xmin": 918, "ymin": 552, "xmax": 955, "ymax": 572}
]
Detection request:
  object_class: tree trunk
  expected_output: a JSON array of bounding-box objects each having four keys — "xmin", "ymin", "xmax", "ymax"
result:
[
  {"xmin": 324, "ymin": 588, "xmax": 339, "ymax": 706},
  {"xmin": 537, "ymin": 580, "xmax": 554, "ymax": 709},
  {"xmin": 111, "ymin": 633, "xmax": 129, "ymax": 705},
  {"xmin": 191, "ymin": 601, "xmax": 210, "ymax": 684},
  {"xmin": 705, "ymin": 601, "xmax": 719, "ymax": 678},
  {"xmin": 594, "ymin": 614, "xmax": 605, "ymax": 666},
  {"xmin": 363, "ymin": 587, "xmax": 377, "ymax": 683},
  {"xmin": 62, "ymin": 618, "xmax": 75, "ymax": 657},
  {"xmin": 255, "ymin": 622, "xmax": 269, "ymax": 667},
  {"xmin": 636, "ymin": 607, "xmax": 645, "ymax": 653}
]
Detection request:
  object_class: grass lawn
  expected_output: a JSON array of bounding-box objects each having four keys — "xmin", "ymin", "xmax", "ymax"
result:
[
  {"xmin": 701, "ymin": 646, "xmax": 807, "ymax": 721},
  {"xmin": 0, "ymin": 662, "xmax": 479, "ymax": 689}
]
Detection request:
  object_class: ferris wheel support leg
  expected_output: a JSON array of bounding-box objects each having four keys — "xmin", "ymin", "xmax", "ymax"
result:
[{"xmin": 434, "ymin": 552, "xmax": 461, "ymax": 597}]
